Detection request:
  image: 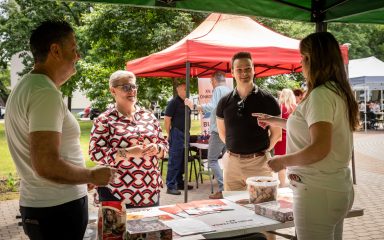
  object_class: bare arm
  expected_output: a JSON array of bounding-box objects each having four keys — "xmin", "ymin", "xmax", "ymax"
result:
[
  {"xmin": 164, "ymin": 116, "xmax": 172, "ymax": 137},
  {"xmin": 268, "ymin": 122, "xmax": 332, "ymax": 171},
  {"xmin": 216, "ymin": 118, "xmax": 226, "ymax": 143},
  {"xmin": 30, "ymin": 131, "xmax": 115, "ymax": 185},
  {"xmin": 267, "ymin": 125, "xmax": 282, "ymax": 152},
  {"xmin": 252, "ymin": 113, "xmax": 287, "ymax": 129}
]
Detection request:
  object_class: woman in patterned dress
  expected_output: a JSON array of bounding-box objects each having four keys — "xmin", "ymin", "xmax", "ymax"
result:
[{"xmin": 89, "ymin": 70, "xmax": 168, "ymax": 208}]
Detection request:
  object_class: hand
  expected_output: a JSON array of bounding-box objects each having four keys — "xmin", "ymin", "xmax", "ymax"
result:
[
  {"xmin": 252, "ymin": 113, "xmax": 274, "ymax": 129},
  {"xmin": 127, "ymin": 145, "xmax": 145, "ymax": 158},
  {"xmin": 267, "ymin": 156, "xmax": 286, "ymax": 172},
  {"xmin": 142, "ymin": 143, "xmax": 159, "ymax": 157},
  {"xmin": 90, "ymin": 166, "xmax": 117, "ymax": 186},
  {"xmin": 184, "ymin": 98, "xmax": 194, "ymax": 109},
  {"xmin": 87, "ymin": 183, "xmax": 96, "ymax": 191}
]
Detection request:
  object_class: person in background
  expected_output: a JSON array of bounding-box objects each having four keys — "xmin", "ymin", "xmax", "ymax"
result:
[
  {"xmin": 5, "ymin": 20, "xmax": 115, "ymax": 240},
  {"xmin": 255, "ymin": 32, "xmax": 358, "ymax": 240},
  {"xmin": 217, "ymin": 52, "xmax": 281, "ymax": 240},
  {"xmin": 293, "ymin": 88, "xmax": 304, "ymax": 104},
  {"xmin": 216, "ymin": 51, "xmax": 281, "ymax": 191},
  {"xmin": 89, "ymin": 70, "xmax": 168, "ymax": 207},
  {"xmin": 164, "ymin": 83, "xmax": 193, "ymax": 195},
  {"xmin": 371, "ymin": 101, "xmax": 381, "ymax": 113},
  {"xmin": 185, "ymin": 71, "xmax": 231, "ymax": 199},
  {"xmin": 274, "ymin": 88, "xmax": 297, "ymax": 187}
]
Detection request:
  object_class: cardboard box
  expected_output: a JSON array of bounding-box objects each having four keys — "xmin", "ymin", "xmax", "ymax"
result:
[
  {"xmin": 254, "ymin": 200, "xmax": 293, "ymax": 223},
  {"xmin": 126, "ymin": 218, "xmax": 172, "ymax": 240}
]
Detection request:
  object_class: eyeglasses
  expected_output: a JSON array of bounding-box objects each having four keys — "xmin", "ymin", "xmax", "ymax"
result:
[
  {"xmin": 237, "ymin": 99, "xmax": 245, "ymax": 117},
  {"xmin": 114, "ymin": 84, "xmax": 138, "ymax": 92}
]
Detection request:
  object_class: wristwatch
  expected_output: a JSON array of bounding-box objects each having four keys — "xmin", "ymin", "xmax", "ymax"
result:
[{"xmin": 118, "ymin": 148, "xmax": 126, "ymax": 158}]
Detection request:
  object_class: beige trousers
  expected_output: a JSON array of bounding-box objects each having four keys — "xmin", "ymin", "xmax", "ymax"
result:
[{"xmin": 223, "ymin": 152, "xmax": 272, "ymax": 191}]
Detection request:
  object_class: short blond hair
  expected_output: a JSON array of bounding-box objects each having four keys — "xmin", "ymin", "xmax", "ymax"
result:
[{"xmin": 109, "ymin": 70, "xmax": 136, "ymax": 87}]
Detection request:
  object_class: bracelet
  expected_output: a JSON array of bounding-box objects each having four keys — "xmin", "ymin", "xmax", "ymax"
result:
[{"xmin": 118, "ymin": 149, "xmax": 126, "ymax": 158}]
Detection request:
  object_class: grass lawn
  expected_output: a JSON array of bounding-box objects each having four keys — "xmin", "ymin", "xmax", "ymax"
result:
[{"xmin": 0, "ymin": 118, "xmax": 203, "ymax": 178}]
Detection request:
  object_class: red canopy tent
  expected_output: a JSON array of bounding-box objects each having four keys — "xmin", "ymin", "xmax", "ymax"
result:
[
  {"xmin": 126, "ymin": 13, "xmax": 348, "ymax": 77},
  {"xmin": 125, "ymin": 13, "xmax": 349, "ymax": 201}
]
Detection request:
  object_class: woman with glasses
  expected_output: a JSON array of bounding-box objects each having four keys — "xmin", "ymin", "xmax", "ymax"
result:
[
  {"xmin": 255, "ymin": 32, "xmax": 358, "ymax": 240},
  {"xmin": 89, "ymin": 70, "xmax": 168, "ymax": 208}
]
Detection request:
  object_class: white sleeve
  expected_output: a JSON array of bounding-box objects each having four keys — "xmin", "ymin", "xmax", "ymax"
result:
[
  {"xmin": 302, "ymin": 87, "xmax": 335, "ymax": 127},
  {"xmin": 28, "ymin": 89, "xmax": 65, "ymax": 133}
]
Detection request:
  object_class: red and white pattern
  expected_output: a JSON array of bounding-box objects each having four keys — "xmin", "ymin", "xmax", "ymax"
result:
[{"xmin": 89, "ymin": 106, "xmax": 168, "ymax": 206}]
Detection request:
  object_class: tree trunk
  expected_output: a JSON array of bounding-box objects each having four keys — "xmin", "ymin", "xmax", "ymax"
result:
[{"xmin": 67, "ymin": 96, "xmax": 72, "ymax": 112}]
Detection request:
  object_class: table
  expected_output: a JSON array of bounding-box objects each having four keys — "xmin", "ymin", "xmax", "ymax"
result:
[
  {"xmin": 189, "ymin": 143, "xmax": 214, "ymax": 192},
  {"xmin": 123, "ymin": 190, "xmax": 363, "ymax": 240}
]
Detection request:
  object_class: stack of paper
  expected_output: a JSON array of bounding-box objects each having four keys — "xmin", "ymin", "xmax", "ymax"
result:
[{"xmin": 163, "ymin": 218, "xmax": 215, "ymax": 236}]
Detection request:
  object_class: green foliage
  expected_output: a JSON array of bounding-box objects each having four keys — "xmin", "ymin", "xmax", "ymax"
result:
[
  {"xmin": 256, "ymin": 73, "xmax": 303, "ymax": 97},
  {"xmin": 0, "ymin": 0, "xmax": 92, "ymax": 103},
  {"xmin": 0, "ymin": 123, "xmax": 14, "ymax": 177},
  {"xmin": 76, "ymin": 5, "xmax": 206, "ymax": 110},
  {"xmin": 256, "ymin": 17, "xmax": 384, "ymax": 90},
  {"xmin": 0, "ymin": 68, "xmax": 10, "ymax": 104},
  {"xmin": 0, "ymin": 0, "xmax": 91, "ymax": 68},
  {"xmin": 367, "ymin": 24, "xmax": 384, "ymax": 61},
  {"xmin": 1, "ymin": 2, "xmax": 383, "ymax": 108},
  {"xmin": 6, "ymin": 173, "xmax": 18, "ymax": 192}
]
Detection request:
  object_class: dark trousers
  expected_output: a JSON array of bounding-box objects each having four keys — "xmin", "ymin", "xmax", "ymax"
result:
[
  {"xmin": 20, "ymin": 196, "xmax": 88, "ymax": 240},
  {"xmin": 97, "ymin": 187, "xmax": 159, "ymax": 208},
  {"xmin": 166, "ymin": 127, "xmax": 187, "ymax": 190}
]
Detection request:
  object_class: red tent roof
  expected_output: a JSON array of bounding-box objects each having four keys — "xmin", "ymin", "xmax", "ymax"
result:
[{"xmin": 126, "ymin": 13, "xmax": 348, "ymax": 78}]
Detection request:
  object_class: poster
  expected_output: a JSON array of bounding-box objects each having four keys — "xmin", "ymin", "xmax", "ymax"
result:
[{"xmin": 197, "ymin": 78, "xmax": 234, "ymax": 135}]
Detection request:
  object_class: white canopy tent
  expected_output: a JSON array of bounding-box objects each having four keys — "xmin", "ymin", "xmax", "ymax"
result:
[{"xmin": 349, "ymin": 56, "xmax": 384, "ymax": 108}]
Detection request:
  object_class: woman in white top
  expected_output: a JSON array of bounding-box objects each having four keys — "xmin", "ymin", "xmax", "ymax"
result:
[{"xmin": 255, "ymin": 32, "xmax": 359, "ymax": 240}]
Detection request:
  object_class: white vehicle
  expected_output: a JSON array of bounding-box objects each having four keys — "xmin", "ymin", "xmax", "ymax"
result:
[{"xmin": 0, "ymin": 106, "xmax": 5, "ymax": 119}]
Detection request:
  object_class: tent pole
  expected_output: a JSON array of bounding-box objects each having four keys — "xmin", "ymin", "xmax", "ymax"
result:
[
  {"xmin": 184, "ymin": 61, "xmax": 191, "ymax": 203},
  {"xmin": 315, "ymin": 22, "xmax": 327, "ymax": 32},
  {"xmin": 352, "ymin": 146, "xmax": 356, "ymax": 185},
  {"xmin": 346, "ymin": 59, "xmax": 357, "ymax": 185},
  {"xmin": 365, "ymin": 88, "xmax": 367, "ymax": 132}
]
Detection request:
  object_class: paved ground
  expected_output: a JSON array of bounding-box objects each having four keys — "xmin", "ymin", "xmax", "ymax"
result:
[{"xmin": 1, "ymin": 131, "xmax": 383, "ymax": 239}]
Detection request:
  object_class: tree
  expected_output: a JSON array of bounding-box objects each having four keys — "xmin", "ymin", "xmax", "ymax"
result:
[
  {"xmin": 0, "ymin": 0, "xmax": 92, "ymax": 106},
  {"xmin": 0, "ymin": 67, "xmax": 10, "ymax": 105},
  {"xmin": 256, "ymin": 17, "xmax": 384, "ymax": 92},
  {"xmin": 76, "ymin": 5, "xmax": 206, "ymax": 109}
]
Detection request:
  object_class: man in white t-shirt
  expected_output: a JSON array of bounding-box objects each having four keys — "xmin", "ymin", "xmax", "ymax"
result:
[{"xmin": 5, "ymin": 20, "xmax": 116, "ymax": 240}]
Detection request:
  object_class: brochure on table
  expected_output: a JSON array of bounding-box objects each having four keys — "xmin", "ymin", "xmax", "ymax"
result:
[{"xmin": 126, "ymin": 199, "xmax": 289, "ymax": 239}]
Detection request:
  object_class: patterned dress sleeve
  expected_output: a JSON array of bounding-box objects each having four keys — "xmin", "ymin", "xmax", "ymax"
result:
[
  {"xmin": 151, "ymin": 113, "xmax": 169, "ymax": 155},
  {"xmin": 89, "ymin": 116, "xmax": 118, "ymax": 166}
]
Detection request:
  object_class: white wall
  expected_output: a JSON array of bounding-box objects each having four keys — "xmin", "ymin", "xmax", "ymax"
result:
[
  {"xmin": 64, "ymin": 90, "xmax": 91, "ymax": 111},
  {"xmin": 10, "ymin": 51, "xmax": 91, "ymax": 112},
  {"xmin": 10, "ymin": 51, "xmax": 30, "ymax": 88}
]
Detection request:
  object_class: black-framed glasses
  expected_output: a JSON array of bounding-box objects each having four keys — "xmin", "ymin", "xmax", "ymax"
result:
[
  {"xmin": 115, "ymin": 84, "xmax": 138, "ymax": 92},
  {"xmin": 237, "ymin": 99, "xmax": 245, "ymax": 117}
]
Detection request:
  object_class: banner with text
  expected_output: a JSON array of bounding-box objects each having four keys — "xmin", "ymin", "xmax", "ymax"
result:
[{"xmin": 197, "ymin": 78, "xmax": 234, "ymax": 136}]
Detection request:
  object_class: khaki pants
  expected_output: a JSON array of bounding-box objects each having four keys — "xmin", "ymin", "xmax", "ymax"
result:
[
  {"xmin": 223, "ymin": 152, "xmax": 272, "ymax": 191},
  {"xmin": 223, "ymin": 152, "xmax": 275, "ymax": 240}
]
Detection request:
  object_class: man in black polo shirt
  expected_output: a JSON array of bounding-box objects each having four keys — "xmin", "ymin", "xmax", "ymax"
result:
[
  {"xmin": 164, "ymin": 83, "xmax": 193, "ymax": 195},
  {"xmin": 216, "ymin": 52, "xmax": 281, "ymax": 191}
]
